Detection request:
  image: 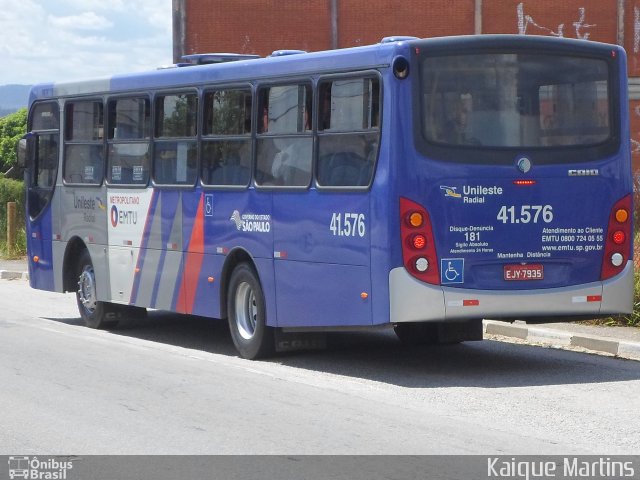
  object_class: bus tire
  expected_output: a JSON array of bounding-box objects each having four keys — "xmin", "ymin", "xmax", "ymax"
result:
[
  {"xmin": 76, "ymin": 250, "xmax": 119, "ymax": 329},
  {"xmin": 227, "ymin": 263, "xmax": 274, "ymax": 359}
]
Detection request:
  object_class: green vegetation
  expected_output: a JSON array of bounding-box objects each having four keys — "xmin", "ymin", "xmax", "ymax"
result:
[
  {"xmin": 600, "ymin": 187, "xmax": 640, "ymax": 327},
  {"xmin": 0, "ymin": 109, "xmax": 27, "ymax": 258},
  {"xmin": 0, "ymin": 108, "xmax": 27, "ymax": 174},
  {"xmin": 622, "ymin": 267, "xmax": 640, "ymax": 326},
  {"xmin": 0, "ymin": 177, "xmax": 25, "ymax": 257},
  {"xmin": 604, "ymin": 230, "xmax": 640, "ymax": 327}
]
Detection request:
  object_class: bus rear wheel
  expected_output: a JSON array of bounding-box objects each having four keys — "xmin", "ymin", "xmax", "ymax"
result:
[
  {"xmin": 227, "ymin": 263, "xmax": 274, "ymax": 359},
  {"xmin": 76, "ymin": 250, "xmax": 119, "ymax": 329}
]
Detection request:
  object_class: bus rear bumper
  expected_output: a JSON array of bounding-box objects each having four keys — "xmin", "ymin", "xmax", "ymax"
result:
[{"xmin": 389, "ymin": 261, "xmax": 634, "ymax": 323}]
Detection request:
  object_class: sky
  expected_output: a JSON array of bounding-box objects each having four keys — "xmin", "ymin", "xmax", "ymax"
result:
[{"xmin": 0, "ymin": 0, "xmax": 173, "ymax": 86}]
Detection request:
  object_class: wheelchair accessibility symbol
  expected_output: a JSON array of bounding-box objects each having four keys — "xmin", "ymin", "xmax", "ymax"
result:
[
  {"xmin": 204, "ymin": 194, "xmax": 214, "ymax": 217},
  {"xmin": 440, "ymin": 258, "xmax": 464, "ymax": 284}
]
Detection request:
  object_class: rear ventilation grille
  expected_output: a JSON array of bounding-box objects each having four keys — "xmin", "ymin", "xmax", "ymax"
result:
[
  {"xmin": 269, "ymin": 50, "xmax": 307, "ymax": 57},
  {"xmin": 380, "ymin": 36, "xmax": 419, "ymax": 44}
]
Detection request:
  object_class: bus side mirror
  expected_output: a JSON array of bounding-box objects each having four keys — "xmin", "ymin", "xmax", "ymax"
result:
[{"xmin": 17, "ymin": 133, "xmax": 34, "ymax": 169}]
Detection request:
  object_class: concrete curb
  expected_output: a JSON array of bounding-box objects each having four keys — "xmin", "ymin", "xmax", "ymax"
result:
[
  {"xmin": 484, "ymin": 320, "xmax": 640, "ymax": 361},
  {"xmin": 0, "ymin": 270, "xmax": 29, "ymax": 281}
]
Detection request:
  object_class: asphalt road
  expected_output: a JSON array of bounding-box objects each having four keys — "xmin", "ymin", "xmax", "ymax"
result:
[{"xmin": 1, "ymin": 279, "xmax": 639, "ymax": 455}]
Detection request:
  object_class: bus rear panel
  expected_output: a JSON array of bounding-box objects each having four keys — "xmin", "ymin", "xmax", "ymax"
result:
[{"xmin": 391, "ymin": 35, "xmax": 633, "ymax": 324}]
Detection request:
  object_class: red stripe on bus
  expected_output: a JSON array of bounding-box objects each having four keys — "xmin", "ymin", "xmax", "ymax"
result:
[{"xmin": 176, "ymin": 195, "xmax": 205, "ymax": 314}]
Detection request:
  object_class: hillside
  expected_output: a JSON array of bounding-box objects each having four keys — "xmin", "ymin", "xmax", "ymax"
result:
[{"xmin": 0, "ymin": 85, "xmax": 31, "ymax": 116}]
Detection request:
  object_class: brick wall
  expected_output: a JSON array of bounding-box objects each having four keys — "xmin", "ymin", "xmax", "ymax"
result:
[
  {"xmin": 483, "ymin": 0, "xmax": 617, "ymax": 42},
  {"xmin": 181, "ymin": 0, "xmax": 626, "ymax": 55},
  {"xmin": 182, "ymin": 0, "xmax": 476, "ymax": 56},
  {"xmin": 183, "ymin": 0, "xmax": 331, "ymax": 56},
  {"xmin": 337, "ymin": 0, "xmax": 474, "ymax": 47},
  {"xmin": 181, "ymin": 0, "xmax": 640, "ymax": 173},
  {"xmin": 625, "ymin": 0, "xmax": 640, "ymax": 76}
]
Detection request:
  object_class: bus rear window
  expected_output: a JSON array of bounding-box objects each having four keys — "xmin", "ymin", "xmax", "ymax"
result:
[{"xmin": 420, "ymin": 53, "xmax": 611, "ymax": 149}]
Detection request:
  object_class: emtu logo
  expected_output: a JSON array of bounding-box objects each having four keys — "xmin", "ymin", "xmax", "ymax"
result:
[
  {"xmin": 110, "ymin": 205, "xmax": 138, "ymax": 227},
  {"xmin": 110, "ymin": 205, "xmax": 119, "ymax": 227}
]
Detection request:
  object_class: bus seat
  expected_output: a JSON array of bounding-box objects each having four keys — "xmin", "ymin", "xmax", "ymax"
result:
[
  {"xmin": 358, "ymin": 161, "xmax": 373, "ymax": 186},
  {"xmin": 208, "ymin": 163, "xmax": 249, "ymax": 185},
  {"xmin": 225, "ymin": 164, "xmax": 249, "ymax": 185},
  {"xmin": 325, "ymin": 152, "xmax": 365, "ymax": 186}
]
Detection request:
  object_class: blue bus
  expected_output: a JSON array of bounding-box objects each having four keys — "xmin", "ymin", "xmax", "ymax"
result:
[{"xmin": 19, "ymin": 35, "xmax": 633, "ymax": 359}]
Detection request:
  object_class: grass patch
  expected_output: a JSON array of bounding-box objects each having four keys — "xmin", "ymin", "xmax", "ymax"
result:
[
  {"xmin": 596, "ymin": 210, "xmax": 640, "ymax": 327},
  {"xmin": 0, "ymin": 227, "xmax": 26, "ymax": 258},
  {"xmin": 0, "ymin": 177, "xmax": 25, "ymax": 259}
]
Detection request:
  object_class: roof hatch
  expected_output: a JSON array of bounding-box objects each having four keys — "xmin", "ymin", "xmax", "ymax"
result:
[{"xmin": 179, "ymin": 53, "xmax": 260, "ymax": 66}]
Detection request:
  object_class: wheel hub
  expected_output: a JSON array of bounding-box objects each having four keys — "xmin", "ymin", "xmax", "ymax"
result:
[
  {"xmin": 78, "ymin": 266, "xmax": 97, "ymax": 313},
  {"xmin": 235, "ymin": 281, "xmax": 257, "ymax": 340}
]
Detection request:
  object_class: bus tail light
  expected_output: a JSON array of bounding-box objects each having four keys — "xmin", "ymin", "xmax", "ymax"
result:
[
  {"xmin": 400, "ymin": 197, "xmax": 439, "ymax": 284},
  {"xmin": 601, "ymin": 194, "xmax": 632, "ymax": 280},
  {"xmin": 412, "ymin": 234, "xmax": 426, "ymax": 249},
  {"xmin": 612, "ymin": 231, "xmax": 625, "ymax": 245}
]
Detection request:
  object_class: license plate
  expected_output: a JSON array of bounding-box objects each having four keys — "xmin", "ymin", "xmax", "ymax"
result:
[{"xmin": 504, "ymin": 264, "xmax": 544, "ymax": 281}]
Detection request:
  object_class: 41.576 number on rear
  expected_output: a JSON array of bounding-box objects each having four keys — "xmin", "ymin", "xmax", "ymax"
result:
[{"xmin": 497, "ymin": 205, "xmax": 553, "ymax": 224}]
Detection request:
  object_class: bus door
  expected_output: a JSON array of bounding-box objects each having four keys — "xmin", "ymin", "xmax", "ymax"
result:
[
  {"xmin": 104, "ymin": 96, "xmax": 155, "ymax": 305},
  {"xmin": 23, "ymin": 102, "xmax": 60, "ymax": 291},
  {"xmin": 59, "ymin": 100, "xmax": 109, "ymax": 300},
  {"xmin": 264, "ymin": 77, "xmax": 379, "ymax": 328}
]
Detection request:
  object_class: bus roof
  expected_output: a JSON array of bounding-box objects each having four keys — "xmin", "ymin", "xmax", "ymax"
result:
[
  {"xmin": 28, "ymin": 34, "xmax": 621, "ymax": 104},
  {"xmin": 28, "ymin": 39, "xmax": 404, "ymax": 103}
]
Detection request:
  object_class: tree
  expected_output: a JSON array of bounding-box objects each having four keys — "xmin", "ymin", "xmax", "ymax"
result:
[{"xmin": 0, "ymin": 108, "xmax": 27, "ymax": 176}]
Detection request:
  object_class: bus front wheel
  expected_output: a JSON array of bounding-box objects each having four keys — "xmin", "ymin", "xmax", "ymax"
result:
[
  {"xmin": 76, "ymin": 250, "xmax": 119, "ymax": 329},
  {"xmin": 227, "ymin": 263, "xmax": 274, "ymax": 359}
]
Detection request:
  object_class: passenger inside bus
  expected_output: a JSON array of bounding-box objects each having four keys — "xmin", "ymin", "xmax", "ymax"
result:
[
  {"xmin": 316, "ymin": 79, "xmax": 378, "ymax": 186},
  {"xmin": 256, "ymin": 84, "xmax": 312, "ymax": 186}
]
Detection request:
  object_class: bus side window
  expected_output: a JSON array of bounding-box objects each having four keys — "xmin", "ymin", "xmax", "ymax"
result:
[
  {"xmin": 107, "ymin": 97, "xmax": 151, "ymax": 185},
  {"xmin": 63, "ymin": 100, "xmax": 104, "ymax": 185},
  {"xmin": 255, "ymin": 84, "xmax": 312, "ymax": 187},
  {"xmin": 317, "ymin": 77, "xmax": 379, "ymax": 187},
  {"xmin": 153, "ymin": 93, "xmax": 198, "ymax": 186},
  {"xmin": 36, "ymin": 134, "xmax": 59, "ymax": 188},
  {"xmin": 201, "ymin": 88, "xmax": 252, "ymax": 187}
]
